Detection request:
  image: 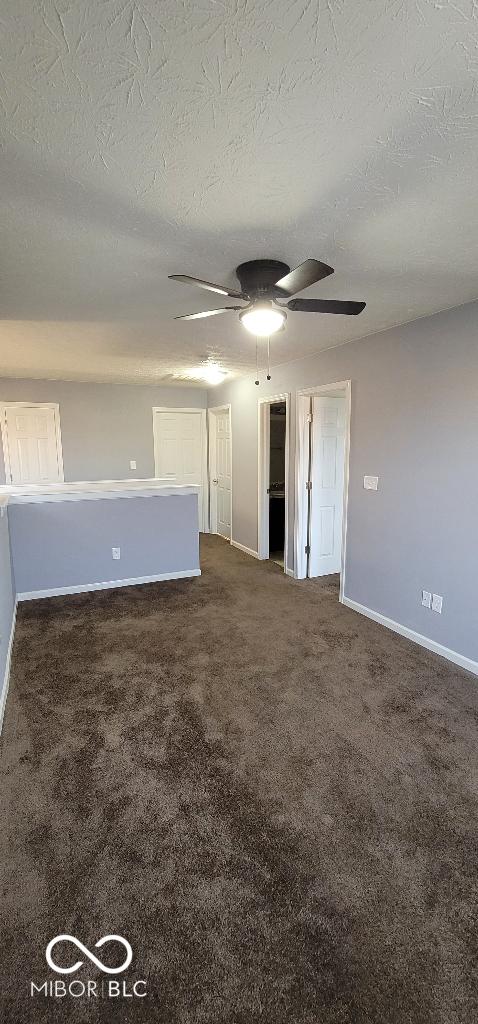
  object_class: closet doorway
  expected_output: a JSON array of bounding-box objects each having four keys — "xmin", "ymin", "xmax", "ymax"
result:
[
  {"xmin": 258, "ymin": 394, "xmax": 290, "ymax": 572},
  {"xmin": 295, "ymin": 381, "xmax": 351, "ymax": 597},
  {"xmin": 208, "ymin": 404, "xmax": 232, "ymax": 540}
]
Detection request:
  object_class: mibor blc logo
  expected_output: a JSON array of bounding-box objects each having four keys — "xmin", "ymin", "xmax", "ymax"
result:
[
  {"xmin": 46, "ymin": 934, "xmax": 133, "ymax": 975},
  {"xmin": 30, "ymin": 934, "xmax": 147, "ymax": 999}
]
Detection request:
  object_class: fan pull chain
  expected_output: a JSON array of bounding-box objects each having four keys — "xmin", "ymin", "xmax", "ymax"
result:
[
  {"xmin": 267, "ymin": 336, "xmax": 271, "ymax": 381},
  {"xmin": 255, "ymin": 337, "xmax": 260, "ymax": 386}
]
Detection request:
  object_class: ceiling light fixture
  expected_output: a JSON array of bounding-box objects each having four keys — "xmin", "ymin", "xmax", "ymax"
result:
[
  {"xmin": 191, "ymin": 362, "xmax": 227, "ymax": 385},
  {"xmin": 239, "ymin": 301, "xmax": 286, "ymax": 337}
]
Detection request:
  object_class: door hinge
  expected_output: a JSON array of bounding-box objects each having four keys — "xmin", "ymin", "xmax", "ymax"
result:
[
  {"xmin": 307, "ymin": 412, "xmax": 313, "ymax": 423},
  {"xmin": 305, "ymin": 544, "xmax": 310, "ymax": 555},
  {"xmin": 305, "ymin": 480, "xmax": 312, "ymax": 491}
]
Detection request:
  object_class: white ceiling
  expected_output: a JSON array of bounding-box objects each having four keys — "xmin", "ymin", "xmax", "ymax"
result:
[{"xmin": 0, "ymin": 0, "xmax": 477, "ymax": 386}]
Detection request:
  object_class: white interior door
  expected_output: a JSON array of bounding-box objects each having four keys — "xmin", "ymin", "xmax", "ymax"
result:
[
  {"xmin": 153, "ymin": 409, "xmax": 206, "ymax": 530},
  {"xmin": 1, "ymin": 404, "xmax": 64, "ymax": 485},
  {"xmin": 210, "ymin": 408, "xmax": 231, "ymax": 539},
  {"xmin": 309, "ymin": 396, "xmax": 345, "ymax": 577}
]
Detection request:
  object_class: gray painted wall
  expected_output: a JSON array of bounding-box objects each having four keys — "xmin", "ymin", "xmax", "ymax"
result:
[
  {"xmin": 9, "ymin": 494, "xmax": 199, "ymax": 595},
  {"xmin": 210, "ymin": 300, "xmax": 478, "ymax": 663},
  {"xmin": 0, "ymin": 509, "xmax": 15, "ymax": 693},
  {"xmin": 0, "ymin": 379, "xmax": 207, "ymax": 484}
]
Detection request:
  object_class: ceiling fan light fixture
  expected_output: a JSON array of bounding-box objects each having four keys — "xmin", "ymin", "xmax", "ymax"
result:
[{"xmin": 239, "ymin": 301, "xmax": 286, "ymax": 337}]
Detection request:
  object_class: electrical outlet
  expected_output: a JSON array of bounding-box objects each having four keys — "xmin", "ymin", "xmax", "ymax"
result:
[
  {"xmin": 432, "ymin": 593, "xmax": 443, "ymax": 614},
  {"xmin": 421, "ymin": 590, "xmax": 432, "ymax": 609},
  {"xmin": 364, "ymin": 475, "xmax": 378, "ymax": 490},
  {"xmin": 112, "ymin": 547, "xmax": 121, "ymax": 560},
  {"xmin": 129, "ymin": 460, "xmax": 137, "ymax": 470}
]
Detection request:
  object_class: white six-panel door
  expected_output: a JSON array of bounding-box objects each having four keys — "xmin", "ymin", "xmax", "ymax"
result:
[
  {"xmin": 1, "ymin": 403, "xmax": 64, "ymax": 484},
  {"xmin": 309, "ymin": 395, "xmax": 346, "ymax": 577},
  {"xmin": 210, "ymin": 408, "xmax": 231, "ymax": 539},
  {"xmin": 153, "ymin": 408, "xmax": 206, "ymax": 530}
]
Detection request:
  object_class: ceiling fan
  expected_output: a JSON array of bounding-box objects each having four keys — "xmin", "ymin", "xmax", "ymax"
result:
[{"xmin": 169, "ymin": 258, "xmax": 366, "ymax": 336}]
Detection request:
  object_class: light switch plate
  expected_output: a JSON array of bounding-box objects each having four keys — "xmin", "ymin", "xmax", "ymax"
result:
[
  {"xmin": 432, "ymin": 593, "xmax": 443, "ymax": 614},
  {"xmin": 112, "ymin": 547, "xmax": 121, "ymax": 560},
  {"xmin": 364, "ymin": 475, "xmax": 379, "ymax": 490},
  {"xmin": 421, "ymin": 590, "xmax": 432, "ymax": 609},
  {"xmin": 129, "ymin": 460, "xmax": 137, "ymax": 470}
]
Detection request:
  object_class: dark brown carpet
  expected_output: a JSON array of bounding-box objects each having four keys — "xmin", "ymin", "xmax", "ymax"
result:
[{"xmin": 1, "ymin": 535, "xmax": 478, "ymax": 1023}]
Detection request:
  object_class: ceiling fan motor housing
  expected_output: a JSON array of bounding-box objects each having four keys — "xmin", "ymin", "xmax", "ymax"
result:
[{"xmin": 236, "ymin": 260, "xmax": 290, "ymax": 299}]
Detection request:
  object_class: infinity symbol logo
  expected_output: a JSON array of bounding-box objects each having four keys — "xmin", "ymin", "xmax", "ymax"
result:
[{"xmin": 46, "ymin": 934, "xmax": 133, "ymax": 975}]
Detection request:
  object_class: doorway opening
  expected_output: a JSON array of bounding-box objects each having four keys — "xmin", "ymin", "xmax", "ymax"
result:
[
  {"xmin": 0, "ymin": 402, "xmax": 64, "ymax": 485},
  {"xmin": 295, "ymin": 381, "xmax": 351, "ymax": 599},
  {"xmin": 208, "ymin": 405, "xmax": 232, "ymax": 540},
  {"xmin": 258, "ymin": 394, "xmax": 290, "ymax": 572},
  {"xmin": 152, "ymin": 407, "xmax": 208, "ymax": 532}
]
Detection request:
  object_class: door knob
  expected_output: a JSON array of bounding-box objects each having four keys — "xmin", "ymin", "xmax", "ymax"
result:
[{"xmin": 212, "ymin": 478, "xmax": 218, "ymax": 484}]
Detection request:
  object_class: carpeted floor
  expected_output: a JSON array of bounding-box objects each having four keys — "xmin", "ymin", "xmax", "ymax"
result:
[{"xmin": 1, "ymin": 535, "xmax": 478, "ymax": 1023}]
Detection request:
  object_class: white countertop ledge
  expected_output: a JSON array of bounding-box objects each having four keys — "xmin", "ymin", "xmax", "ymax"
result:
[{"xmin": 0, "ymin": 479, "xmax": 200, "ymax": 504}]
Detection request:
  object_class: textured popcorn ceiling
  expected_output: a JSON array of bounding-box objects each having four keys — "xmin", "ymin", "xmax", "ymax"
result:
[{"xmin": 0, "ymin": 0, "xmax": 477, "ymax": 385}]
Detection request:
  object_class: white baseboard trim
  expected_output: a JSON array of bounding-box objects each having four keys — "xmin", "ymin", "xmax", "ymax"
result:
[
  {"xmin": 230, "ymin": 540, "xmax": 260, "ymax": 559},
  {"xmin": 0, "ymin": 598, "xmax": 18, "ymax": 734},
  {"xmin": 285, "ymin": 567, "xmax": 295, "ymax": 578},
  {"xmin": 342, "ymin": 597, "xmax": 478, "ymax": 676},
  {"xmin": 17, "ymin": 568, "xmax": 201, "ymax": 602}
]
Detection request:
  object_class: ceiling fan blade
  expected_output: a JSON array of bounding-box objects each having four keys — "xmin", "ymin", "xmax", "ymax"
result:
[
  {"xmin": 174, "ymin": 307, "xmax": 241, "ymax": 321},
  {"xmin": 169, "ymin": 274, "xmax": 247, "ymax": 300},
  {"xmin": 274, "ymin": 259, "xmax": 334, "ymax": 296},
  {"xmin": 288, "ymin": 298, "xmax": 366, "ymax": 315}
]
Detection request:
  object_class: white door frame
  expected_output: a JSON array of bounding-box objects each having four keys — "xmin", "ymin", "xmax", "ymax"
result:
[
  {"xmin": 152, "ymin": 407, "xmax": 208, "ymax": 532},
  {"xmin": 207, "ymin": 404, "xmax": 232, "ymax": 538},
  {"xmin": 0, "ymin": 401, "xmax": 65, "ymax": 484},
  {"xmin": 258, "ymin": 393, "xmax": 290, "ymax": 572},
  {"xmin": 294, "ymin": 380, "xmax": 351, "ymax": 602}
]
